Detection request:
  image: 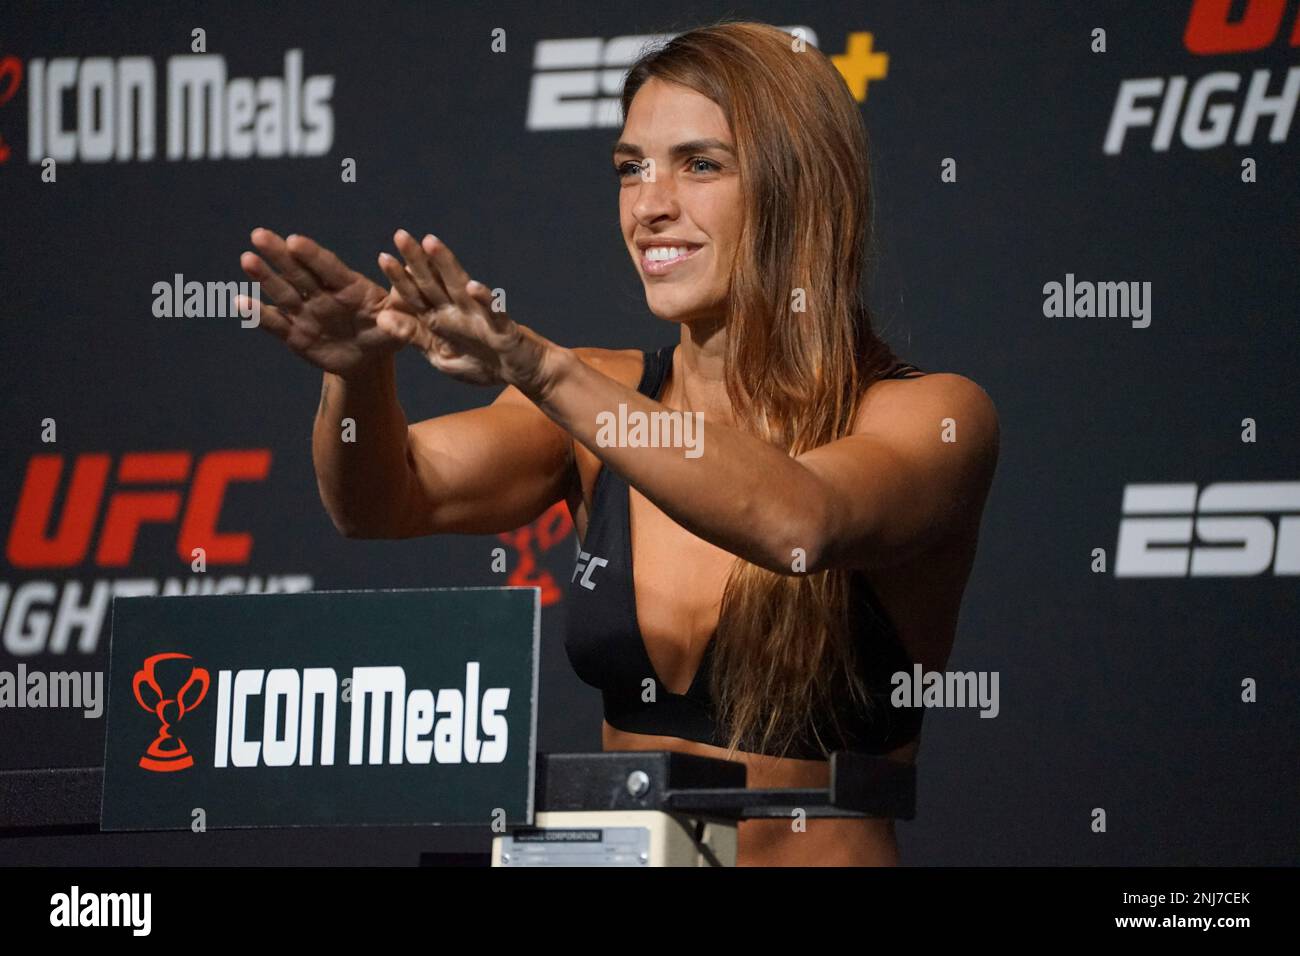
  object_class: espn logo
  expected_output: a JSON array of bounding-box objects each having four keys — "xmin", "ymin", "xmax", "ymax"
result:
[
  {"xmin": 526, "ymin": 26, "xmax": 816, "ymax": 131},
  {"xmin": 1116, "ymin": 481, "xmax": 1299, "ymax": 576}
]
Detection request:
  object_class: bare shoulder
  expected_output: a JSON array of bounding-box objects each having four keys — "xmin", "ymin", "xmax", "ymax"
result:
[
  {"xmin": 571, "ymin": 346, "xmax": 647, "ymax": 390},
  {"xmin": 855, "ymin": 371, "xmax": 1000, "ymax": 473}
]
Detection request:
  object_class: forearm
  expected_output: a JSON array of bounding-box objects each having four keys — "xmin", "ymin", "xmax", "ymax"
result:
[
  {"xmin": 311, "ymin": 354, "xmax": 422, "ymax": 537},
  {"xmin": 527, "ymin": 347, "xmax": 829, "ymax": 573}
]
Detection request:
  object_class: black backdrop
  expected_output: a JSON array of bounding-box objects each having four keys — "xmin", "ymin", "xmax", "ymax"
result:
[{"xmin": 1, "ymin": 0, "xmax": 1296, "ymax": 865}]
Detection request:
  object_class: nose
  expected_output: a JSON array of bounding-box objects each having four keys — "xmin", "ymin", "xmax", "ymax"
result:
[{"xmin": 631, "ymin": 165, "xmax": 680, "ymax": 224}]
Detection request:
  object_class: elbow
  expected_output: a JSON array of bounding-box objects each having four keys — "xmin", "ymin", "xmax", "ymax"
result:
[
  {"xmin": 334, "ymin": 520, "xmax": 404, "ymax": 540},
  {"xmin": 316, "ymin": 474, "xmax": 408, "ymax": 541},
  {"xmin": 321, "ymin": 499, "xmax": 390, "ymax": 540},
  {"xmin": 329, "ymin": 514, "xmax": 371, "ymax": 540},
  {"xmin": 328, "ymin": 492, "xmax": 428, "ymax": 540},
  {"xmin": 311, "ymin": 442, "xmax": 407, "ymax": 541},
  {"xmin": 762, "ymin": 495, "xmax": 832, "ymax": 577},
  {"xmin": 330, "ymin": 510, "xmax": 413, "ymax": 540},
  {"xmin": 336, "ymin": 523, "xmax": 369, "ymax": 540}
]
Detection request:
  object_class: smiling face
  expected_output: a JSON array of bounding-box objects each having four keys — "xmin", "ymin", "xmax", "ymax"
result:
[{"xmin": 614, "ymin": 77, "xmax": 743, "ymax": 326}]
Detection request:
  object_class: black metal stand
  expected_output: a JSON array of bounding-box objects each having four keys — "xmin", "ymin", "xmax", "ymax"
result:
[
  {"xmin": 0, "ymin": 750, "xmax": 914, "ymax": 839},
  {"xmin": 536, "ymin": 750, "xmax": 915, "ymax": 824}
]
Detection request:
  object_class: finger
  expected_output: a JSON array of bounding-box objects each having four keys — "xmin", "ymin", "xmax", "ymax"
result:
[
  {"xmin": 393, "ymin": 229, "xmax": 451, "ymax": 307},
  {"xmin": 463, "ymin": 278, "xmax": 505, "ymax": 322},
  {"xmin": 250, "ymin": 227, "xmax": 320, "ymax": 298},
  {"xmin": 465, "ymin": 279, "xmax": 491, "ymax": 304},
  {"xmin": 241, "ymin": 251, "xmax": 305, "ymax": 309},
  {"xmin": 380, "ymin": 286, "xmax": 419, "ymax": 315},
  {"xmin": 423, "ymin": 234, "xmax": 476, "ymax": 309},
  {"xmin": 461, "ymin": 278, "xmax": 507, "ymax": 336},
  {"xmin": 235, "ymin": 294, "xmax": 292, "ymax": 341},
  {"xmin": 375, "ymin": 305, "xmax": 436, "ymax": 353},
  {"xmin": 378, "ymin": 251, "xmax": 432, "ymax": 313},
  {"xmin": 285, "ymin": 234, "xmax": 355, "ymax": 291}
]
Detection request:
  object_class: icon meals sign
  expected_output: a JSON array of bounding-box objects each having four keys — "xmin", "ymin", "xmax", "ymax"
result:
[{"xmin": 101, "ymin": 588, "xmax": 539, "ymax": 831}]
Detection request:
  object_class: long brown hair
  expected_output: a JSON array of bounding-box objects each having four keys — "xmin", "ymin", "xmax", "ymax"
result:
[{"xmin": 620, "ymin": 20, "xmax": 904, "ymax": 758}]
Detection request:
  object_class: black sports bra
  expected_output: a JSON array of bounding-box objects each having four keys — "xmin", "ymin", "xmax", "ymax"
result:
[{"xmin": 563, "ymin": 345, "xmax": 927, "ymax": 760}]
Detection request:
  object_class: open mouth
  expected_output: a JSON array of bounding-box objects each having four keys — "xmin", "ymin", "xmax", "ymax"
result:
[{"xmin": 640, "ymin": 244, "xmax": 703, "ymax": 276}]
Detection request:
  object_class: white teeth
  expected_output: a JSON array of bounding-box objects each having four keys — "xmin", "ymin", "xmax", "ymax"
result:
[{"xmin": 645, "ymin": 245, "xmax": 694, "ymax": 262}]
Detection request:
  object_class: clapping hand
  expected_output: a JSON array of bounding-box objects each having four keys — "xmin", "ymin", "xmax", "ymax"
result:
[
  {"xmin": 238, "ymin": 228, "xmax": 411, "ymax": 378},
  {"xmin": 376, "ymin": 230, "xmax": 554, "ymax": 396}
]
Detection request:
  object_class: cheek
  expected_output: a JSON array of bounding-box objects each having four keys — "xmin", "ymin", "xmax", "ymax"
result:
[
  {"xmin": 701, "ymin": 199, "xmax": 742, "ymax": 252},
  {"xmin": 619, "ymin": 191, "xmax": 637, "ymax": 226}
]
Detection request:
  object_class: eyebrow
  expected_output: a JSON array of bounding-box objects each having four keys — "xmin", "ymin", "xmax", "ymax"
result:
[{"xmin": 611, "ymin": 137, "xmax": 736, "ymax": 160}]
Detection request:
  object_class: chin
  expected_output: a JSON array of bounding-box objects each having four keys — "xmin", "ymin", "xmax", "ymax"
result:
[
  {"xmin": 643, "ymin": 289, "xmax": 707, "ymax": 322},
  {"xmin": 645, "ymin": 303, "xmax": 695, "ymax": 324}
]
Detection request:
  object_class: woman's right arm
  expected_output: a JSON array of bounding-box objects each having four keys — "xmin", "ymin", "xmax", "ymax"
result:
[
  {"xmin": 314, "ymin": 359, "xmax": 573, "ymax": 538},
  {"xmin": 242, "ymin": 228, "xmax": 574, "ymax": 540}
]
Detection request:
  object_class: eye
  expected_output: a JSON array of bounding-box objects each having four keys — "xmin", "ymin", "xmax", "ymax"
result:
[
  {"xmin": 688, "ymin": 157, "xmax": 721, "ymax": 174},
  {"xmin": 614, "ymin": 161, "xmax": 641, "ymax": 179}
]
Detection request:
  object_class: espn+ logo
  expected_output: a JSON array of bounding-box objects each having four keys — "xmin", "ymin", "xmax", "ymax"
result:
[
  {"xmin": 1116, "ymin": 481, "xmax": 1299, "ymax": 576},
  {"xmin": 526, "ymin": 25, "xmax": 816, "ymax": 130}
]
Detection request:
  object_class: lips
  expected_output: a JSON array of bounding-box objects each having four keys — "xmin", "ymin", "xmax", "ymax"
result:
[{"xmin": 639, "ymin": 244, "xmax": 703, "ymax": 276}]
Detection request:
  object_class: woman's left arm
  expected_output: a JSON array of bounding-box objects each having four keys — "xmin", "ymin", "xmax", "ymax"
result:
[
  {"xmin": 532, "ymin": 349, "xmax": 1000, "ymax": 574},
  {"xmin": 378, "ymin": 232, "xmax": 1000, "ymax": 575}
]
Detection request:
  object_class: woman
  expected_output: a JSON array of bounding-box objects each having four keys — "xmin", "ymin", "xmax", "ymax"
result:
[{"xmin": 237, "ymin": 21, "xmax": 999, "ymax": 866}]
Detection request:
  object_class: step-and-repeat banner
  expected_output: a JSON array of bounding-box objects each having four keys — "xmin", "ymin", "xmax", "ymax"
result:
[{"xmin": 1, "ymin": 0, "xmax": 1296, "ymax": 864}]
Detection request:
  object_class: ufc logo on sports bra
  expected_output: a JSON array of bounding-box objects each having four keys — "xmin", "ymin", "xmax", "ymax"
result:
[
  {"xmin": 1115, "ymin": 481, "xmax": 1300, "ymax": 576},
  {"xmin": 572, "ymin": 549, "xmax": 608, "ymax": 590}
]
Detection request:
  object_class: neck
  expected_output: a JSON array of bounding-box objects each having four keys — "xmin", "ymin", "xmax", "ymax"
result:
[{"xmin": 672, "ymin": 314, "xmax": 739, "ymax": 427}]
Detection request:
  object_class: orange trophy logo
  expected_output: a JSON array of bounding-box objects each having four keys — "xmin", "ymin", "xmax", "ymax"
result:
[{"xmin": 132, "ymin": 652, "xmax": 210, "ymax": 772}]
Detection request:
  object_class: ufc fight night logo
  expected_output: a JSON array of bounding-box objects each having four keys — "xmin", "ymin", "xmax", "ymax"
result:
[
  {"xmin": 1, "ymin": 449, "xmax": 313, "ymax": 658},
  {"xmin": 1116, "ymin": 481, "xmax": 1300, "ymax": 576},
  {"xmin": 7, "ymin": 450, "xmax": 271, "ymax": 567},
  {"xmin": 1104, "ymin": 0, "xmax": 1300, "ymax": 154}
]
